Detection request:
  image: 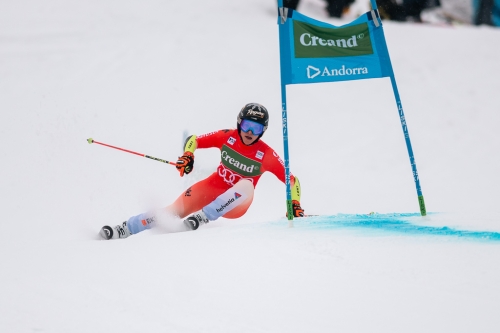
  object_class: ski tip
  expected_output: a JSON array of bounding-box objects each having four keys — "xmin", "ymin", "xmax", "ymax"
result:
[
  {"xmin": 99, "ymin": 226, "xmax": 113, "ymax": 240},
  {"xmin": 87, "ymin": 138, "xmax": 94, "ymax": 144}
]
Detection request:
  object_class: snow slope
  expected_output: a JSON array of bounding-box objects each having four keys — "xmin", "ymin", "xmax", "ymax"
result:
[{"xmin": 1, "ymin": 0, "xmax": 500, "ymax": 332}]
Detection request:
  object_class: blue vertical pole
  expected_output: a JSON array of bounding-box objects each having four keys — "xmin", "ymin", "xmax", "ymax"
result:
[
  {"xmin": 389, "ymin": 76, "xmax": 426, "ymax": 216},
  {"xmin": 281, "ymin": 84, "xmax": 294, "ymax": 226},
  {"xmin": 371, "ymin": 0, "xmax": 426, "ymax": 216},
  {"xmin": 278, "ymin": 2, "xmax": 295, "ymax": 226}
]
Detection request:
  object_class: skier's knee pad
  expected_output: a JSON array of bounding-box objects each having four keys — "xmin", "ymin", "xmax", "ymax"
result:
[
  {"xmin": 222, "ymin": 179, "xmax": 254, "ymax": 219},
  {"xmin": 202, "ymin": 179, "xmax": 254, "ymax": 220}
]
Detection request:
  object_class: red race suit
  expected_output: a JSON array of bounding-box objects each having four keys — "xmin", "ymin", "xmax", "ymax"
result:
[{"xmin": 168, "ymin": 129, "xmax": 295, "ymax": 219}]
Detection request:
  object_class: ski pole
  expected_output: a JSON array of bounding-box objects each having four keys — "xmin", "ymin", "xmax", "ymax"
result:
[{"xmin": 87, "ymin": 138, "xmax": 177, "ymax": 166}]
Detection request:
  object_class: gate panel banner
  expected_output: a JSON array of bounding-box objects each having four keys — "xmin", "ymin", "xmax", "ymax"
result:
[{"xmin": 279, "ymin": 9, "xmax": 394, "ymax": 85}]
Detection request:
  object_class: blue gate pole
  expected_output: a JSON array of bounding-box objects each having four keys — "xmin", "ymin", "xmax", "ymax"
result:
[
  {"xmin": 281, "ymin": 84, "xmax": 294, "ymax": 227},
  {"xmin": 278, "ymin": 2, "xmax": 295, "ymax": 226},
  {"xmin": 370, "ymin": 0, "xmax": 426, "ymax": 216},
  {"xmin": 389, "ymin": 75, "xmax": 427, "ymax": 216}
]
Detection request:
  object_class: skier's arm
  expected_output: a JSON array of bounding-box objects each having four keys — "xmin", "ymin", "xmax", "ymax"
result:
[
  {"xmin": 183, "ymin": 130, "xmax": 229, "ymax": 153},
  {"xmin": 290, "ymin": 177, "xmax": 304, "ymax": 217},
  {"xmin": 176, "ymin": 130, "xmax": 228, "ymax": 177},
  {"xmin": 183, "ymin": 135, "xmax": 197, "ymax": 153},
  {"xmin": 264, "ymin": 149, "xmax": 304, "ymax": 217},
  {"xmin": 176, "ymin": 135, "xmax": 197, "ymax": 177}
]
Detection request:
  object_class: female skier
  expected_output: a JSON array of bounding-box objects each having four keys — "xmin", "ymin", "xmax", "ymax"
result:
[{"xmin": 100, "ymin": 103, "xmax": 304, "ymax": 240}]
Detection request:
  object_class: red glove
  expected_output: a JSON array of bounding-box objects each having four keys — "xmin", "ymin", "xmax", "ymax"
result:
[
  {"xmin": 286, "ymin": 200, "xmax": 304, "ymax": 218},
  {"xmin": 176, "ymin": 152, "xmax": 194, "ymax": 177},
  {"xmin": 292, "ymin": 200, "xmax": 304, "ymax": 217}
]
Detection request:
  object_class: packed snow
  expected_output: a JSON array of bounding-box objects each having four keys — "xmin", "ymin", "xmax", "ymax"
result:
[{"xmin": 1, "ymin": 0, "xmax": 500, "ymax": 332}]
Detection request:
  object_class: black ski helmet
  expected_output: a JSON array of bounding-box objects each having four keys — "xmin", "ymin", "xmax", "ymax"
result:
[{"xmin": 237, "ymin": 103, "xmax": 269, "ymax": 143}]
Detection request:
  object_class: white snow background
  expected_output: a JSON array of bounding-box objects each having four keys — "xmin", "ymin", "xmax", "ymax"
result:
[{"xmin": 1, "ymin": 0, "xmax": 500, "ymax": 332}]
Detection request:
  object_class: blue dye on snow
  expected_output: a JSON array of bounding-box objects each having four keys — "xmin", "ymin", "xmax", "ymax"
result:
[{"xmin": 288, "ymin": 213, "xmax": 500, "ymax": 241}]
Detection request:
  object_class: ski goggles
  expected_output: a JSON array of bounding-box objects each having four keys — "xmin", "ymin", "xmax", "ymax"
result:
[{"xmin": 240, "ymin": 119, "xmax": 265, "ymax": 135}]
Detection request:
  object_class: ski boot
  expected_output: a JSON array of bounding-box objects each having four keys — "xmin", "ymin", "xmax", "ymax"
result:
[
  {"xmin": 99, "ymin": 221, "xmax": 132, "ymax": 240},
  {"xmin": 183, "ymin": 210, "xmax": 209, "ymax": 231}
]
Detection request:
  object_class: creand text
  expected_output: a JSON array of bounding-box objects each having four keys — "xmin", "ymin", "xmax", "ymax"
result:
[
  {"xmin": 299, "ymin": 33, "xmax": 358, "ymax": 48},
  {"xmin": 221, "ymin": 151, "xmax": 256, "ymax": 173}
]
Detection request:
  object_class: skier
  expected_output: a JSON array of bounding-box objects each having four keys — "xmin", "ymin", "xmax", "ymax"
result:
[{"xmin": 100, "ymin": 103, "xmax": 304, "ymax": 240}]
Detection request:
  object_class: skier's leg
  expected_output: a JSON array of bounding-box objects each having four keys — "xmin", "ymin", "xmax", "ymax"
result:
[
  {"xmin": 165, "ymin": 172, "xmax": 230, "ymax": 218},
  {"xmin": 183, "ymin": 179, "xmax": 254, "ymax": 230},
  {"xmin": 121, "ymin": 172, "xmax": 229, "ymax": 236},
  {"xmin": 125, "ymin": 213, "xmax": 157, "ymax": 234},
  {"xmin": 100, "ymin": 174, "xmax": 248, "ymax": 239},
  {"xmin": 99, "ymin": 209, "xmax": 170, "ymax": 240},
  {"xmin": 203, "ymin": 179, "xmax": 254, "ymax": 220},
  {"xmin": 220, "ymin": 181, "xmax": 254, "ymax": 219}
]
